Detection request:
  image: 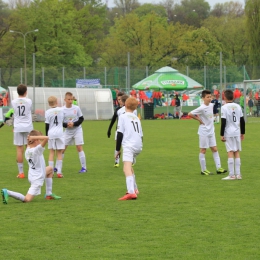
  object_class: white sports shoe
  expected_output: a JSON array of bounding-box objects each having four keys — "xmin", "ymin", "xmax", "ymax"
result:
[
  {"xmin": 222, "ymin": 175, "xmax": 236, "ymax": 180},
  {"xmin": 236, "ymin": 175, "xmax": 242, "ymax": 180}
]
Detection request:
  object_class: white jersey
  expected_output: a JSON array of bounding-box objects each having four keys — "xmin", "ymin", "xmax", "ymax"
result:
[
  {"xmin": 63, "ymin": 105, "xmax": 83, "ymax": 135},
  {"xmin": 45, "ymin": 107, "xmax": 65, "ymax": 139},
  {"xmin": 11, "ymin": 97, "xmax": 33, "ymax": 133},
  {"xmin": 221, "ymin": 102, "xmax": 243, "ymax": 137},
  {"xmin": 190, "ymin": 103, "xmax": 214, "ymax": 136},
  {"xmin": 25, "ymin": 144, "xmax": 46, "ymax": 184},
  {"xmin": 117, "ymin": 112, "xmax": 143, "ymax": 151},
  {"xmin": 117, "ymin": 106, "xmax": 137, "ymax": 117}
]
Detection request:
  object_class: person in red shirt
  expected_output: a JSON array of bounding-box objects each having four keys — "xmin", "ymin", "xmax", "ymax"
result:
[
  {"xmin": 233, "ymin": 88, "xmax": 242, "ymax": 104},
  {"xmin": 130, "ymin": 89, "xmax": 137, "ymax": 98},
  {"xmin": 255, "ymin": 90, "xmax": 260, "ymax": 116}
]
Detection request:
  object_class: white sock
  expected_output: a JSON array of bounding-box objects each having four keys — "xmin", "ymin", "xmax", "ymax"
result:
[
  {"xmin": 56, "ymin": 160, "xmax": 63, "ymax": 174},
  {"xmin": 235, "ymin": 158, "xmax": 241, "ymax": 175},
  {"xmin": 48, "ymin": 161, "xmax": 54, "ymax": 168},
  {"xmin": 17, "ymin": 163, "xmax": 23, "ymax": 174},
  {"xmin": 115, "ymin": 150, "xmax": 119, "ymax": 164},
  {"xmin": 55, "ymin": 154, "xmax": 64, "ymax": 168},
  {"xmin": 133, "ymin": 174, "xmax": 138, "ymax": 191},
  {"xmin": 228, "ymin": 158, "xmax": 234, "ymax": 175},
  {"xmin": 7, "ymin": 190, "xmax": 25, "ymax": 201},
  {"xmin": 199, "ymin": 153, "xmax": 206, "ymax": 171},
  {"xmin": 45, "ymin": 178, "xmax": 53, "ymax": 195},
  {"xmin": 126, "ymin": 176, "xmax": 134, "ymax": 194},
  {"xmin": 213, "ymin": 151, "xmax": 221, "ymax": 169},
  {"xmin": 78, "ymin": 151, "xmax": 87, "ymax": 169},
  {"xmin": 216, "ymin": 116, "xmax": 219, "ymax": 123}
]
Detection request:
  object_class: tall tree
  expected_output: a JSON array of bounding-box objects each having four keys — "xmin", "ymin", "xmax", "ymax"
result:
[
  {"xmin": 245, "ymin": 0, "xmax": 260, "ymax": 78},
  {"xmin": 173, "ymin": 0, "xmax": 210, "ymax": 27},
  {"xmin": 100, "ymin": 12, "xmax": 192, "ymax": 70},
  {"xmin": 114, "ymin": 0, "xmax": 140, "ymax": 15},
  {"xmin": 202, "ymin": 15, "xmax": 249, "ymax": 67},
  {"xmin": 210, "ymin": 1, "xmax": 244, "ymax": 17}
]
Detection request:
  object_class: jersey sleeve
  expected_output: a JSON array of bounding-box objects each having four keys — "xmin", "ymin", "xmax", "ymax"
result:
[
  {"xmin": 117, "ymin": 115, "xmax": 125, "ymax": 134},
  {"xmin": 190, "ymin": 105, "xmax": 203, "ymax": 115},
  {"xmin": 221, "ymin": 106, "xmax": 227, "ymax": 119},
  {"xmin": 34, "ymin": 144, "xmax": 45, "ymax": 156},
  {"xmin": 77, "ymin": 106, "xmax": 83, "ymax": 118}
]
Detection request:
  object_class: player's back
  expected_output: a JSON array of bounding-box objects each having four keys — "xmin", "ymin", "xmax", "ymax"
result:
[
  {"xmin": 11, "ymin": 97, "xmax": 33, "ymax": 132},
  {"xmin": 222, "ymin": 103, "xmax": 242, "ymax": 137},
  {"xmin": 118, "ymin": 112, "xmax": 143, "ymax": 150},
  {"xmin": 45, "ymin": 107, "xmax": 64, "ymax": 139},
  {"xmin": 25, "ymin": 145, "xmax": 46, "ymax": 182}
]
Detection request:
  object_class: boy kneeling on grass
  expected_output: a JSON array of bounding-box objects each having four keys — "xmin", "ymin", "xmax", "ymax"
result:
[{"xmin": 1, "ymin": 130, "xmax": 61, "ymax": 204}]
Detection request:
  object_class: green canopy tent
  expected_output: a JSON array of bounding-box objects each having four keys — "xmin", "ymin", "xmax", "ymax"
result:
[{"xmin": 132, "ymin": 66, "xmax": 203, "ymax": 117}]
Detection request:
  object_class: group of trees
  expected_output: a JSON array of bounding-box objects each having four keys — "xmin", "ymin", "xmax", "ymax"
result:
[{"xmin": 0, "ymin": 0, "xmax": 260, "ymax": 86}]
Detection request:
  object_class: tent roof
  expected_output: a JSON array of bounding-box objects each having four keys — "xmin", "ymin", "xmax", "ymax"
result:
[
  {"xmin": 155, "ymin": 66, "xmax": 178, "ymax": 73},
  {"xmin": 0, "ymin": 86, "xmax": 6, "ymax": 93}
]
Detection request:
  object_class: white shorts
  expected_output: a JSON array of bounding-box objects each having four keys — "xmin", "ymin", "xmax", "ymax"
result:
[
  {"xmin": 225, "ymin": 136, "xmax": 241, "ymax": 152},
  {"xmin": 48, "ymin": 138, "xmax": 65, "ymax": 150},
  {"xmin": 14, "ymin": 132, "xmax": 30, "ymax": 146},
  {"xmin": 64, "ymin": 131, "xmax": 84, "ymax": 146},
  {"xmin": 27, "ymin": 181, "xmax": 43, "ymax": 196},
  {"xmin": 199, "ymin": 135, "xmax": 216, "ymax": 149},
  {"xmin": 122, "ymin": 146, "xmax": 142, "ymax": 163}
]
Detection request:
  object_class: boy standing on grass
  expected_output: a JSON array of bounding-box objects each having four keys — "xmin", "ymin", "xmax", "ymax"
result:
[
  {"xmin": 62, "ymin": 92, "xmax": 87, "ymax": 173},
  {"xmin": 221, "ymin": 90, "xmax": 245, "ymax": 180},
  {"xmin": 11, "ymin": 84, "xmax": 33, "ymax": 179},
  {"xmin": 188, "ymin": 90, "xmax": 227, "ymax": 175},
  {"xmin": 115, "ymin": 97, "xmax": 143, "ymax": 200},
  {"xmin": 211, "ymin": 94, "xmax": 220, "ymax": 123},
  {"xmin": 45, "ymin": 96, "xmax": 65, "ymax": 178},
  {"xmin": 107, "ymin": 92, "xmax": 124, "ymax": 167},
  {"xmin": 1, "ymin": 130, "xmax": 61, "ymax": 204}
]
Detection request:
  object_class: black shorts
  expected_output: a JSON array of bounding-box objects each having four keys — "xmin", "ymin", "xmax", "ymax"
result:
[
  {"xmin": 248, "ymin": 99, "xmax": 254, "ymax": 108},
  {"xmin": 213, "ymin": 108, "xmax": 219, "ymax": 114}
]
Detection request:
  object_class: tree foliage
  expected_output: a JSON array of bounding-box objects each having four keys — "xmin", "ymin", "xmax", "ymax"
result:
[
  {"xmin": 173, "ymin": 0, "xmax": 210, "ymax": 27},
  {"xmin": 100, "ymin": 12, "xmax": 192, "ymax": 70},
  {"xmin": 245, "ymin": 0, "xmax": 260, "ymax": 78}
]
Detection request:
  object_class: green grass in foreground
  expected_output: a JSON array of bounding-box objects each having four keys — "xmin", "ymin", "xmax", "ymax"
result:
[{"xmin": 1, "ymin": 117, "xmax": 260, "ymax": 260}]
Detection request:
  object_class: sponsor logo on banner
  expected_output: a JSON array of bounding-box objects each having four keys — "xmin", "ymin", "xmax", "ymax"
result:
[
  {"xmin": 76, "ymin": 79, "xmax": 101, "ymax": 88},
  {"xmin": 161, "ymin": 80, "xmax": 185, "ymax": 85}
]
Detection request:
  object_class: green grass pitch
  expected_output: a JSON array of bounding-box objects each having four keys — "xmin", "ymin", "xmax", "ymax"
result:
[{"xmin": 1, "ymin": 117, "xmax": 260, "ymax": 259}]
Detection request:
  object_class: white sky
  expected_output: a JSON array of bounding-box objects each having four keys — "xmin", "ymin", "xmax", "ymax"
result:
[{"xmin": 106, "ymin": 0, "xmax": 245, "ymax": 8}]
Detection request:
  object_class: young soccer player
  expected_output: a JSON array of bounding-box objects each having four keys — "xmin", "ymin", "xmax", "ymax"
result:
[
  {"xmin": 45, "ymin": 96, "xmax": 65, "ymax": 178},
  {"xmin": 11, "ymin": 84, "xmax": 33, "ymax": 178},
  {"xmin": 107, "ymin": 92, "xmax": 124, "ymax": 167},
  {"xmin": 221, "ymin": 89, "xmax": 245, "ymax": 180},
  {"xmin": 1, "ymin": 130, "xmax": 61, "ymax": 204},
  {"xmin": 116, "ymin": 94, "xmax": 138, "ymax": 167},
  {"xmin": 62, "ymin": 92, "xmax": 87, "ymax": 173},
  {"xmin": 211, "ymin": 94, "xmax": 221, "ymax": 123},
  {"xmin": 0, "ymin": 108, "xmax": 14, "ymax": 128},
  {"xmin": 188, "ymin": 90, "xmax": 227, "ymax": 175},
  {"xmin": 115, "ymin": 97, "xmax": 143, "ymax": 200}
]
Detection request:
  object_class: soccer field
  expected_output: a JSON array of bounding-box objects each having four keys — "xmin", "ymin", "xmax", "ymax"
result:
[{"xmin": 1, "ymin": 118, "xmax": 260, "ymax": 259}]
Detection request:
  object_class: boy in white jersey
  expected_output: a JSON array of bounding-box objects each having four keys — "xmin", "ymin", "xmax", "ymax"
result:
[
  {"xmin": 62, "ymin": 92, "xmax": 87, "ymax": 173},
  {"xmin": 116, "ymin": 97, "xmax": 143, "ymax": 200},
  {"xmin": 1, "ymin": 130, "xmax": 61, "ymax": 204},
  {"xmin": 107, "ymin": 92, "xmax": 124, "ymax": 167},
  {"xmin": 114, "ymin": 94, "xmax": 138, "ymax": 168},
  {"xmin": 188, "ymin": 90, "xmax": 227, "ymax": 175},
  {"xmin": 11, "ymin": 84, "xmax": 33, "ymax": 179},
  {"xmin": 221, "ymin": 90, "xmax": 245, "ymax": 180},
  {"xmin": 45, "ymin": 96, "xmax": 65, "ymax": 178}
]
